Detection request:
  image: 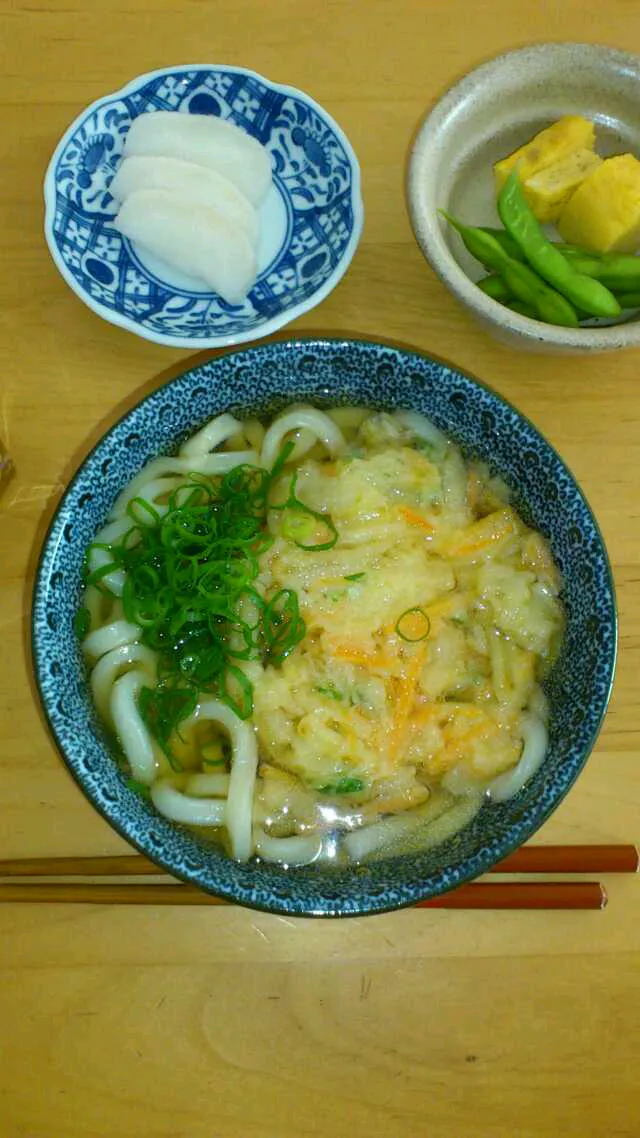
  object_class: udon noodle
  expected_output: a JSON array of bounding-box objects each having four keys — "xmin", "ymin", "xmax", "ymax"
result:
[{"xmin": 78, "ymin": 406, "xmax": 563, "ymax": 866}]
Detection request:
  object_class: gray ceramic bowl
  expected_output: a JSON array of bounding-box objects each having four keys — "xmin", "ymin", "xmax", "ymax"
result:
[{"xmin": 408, "ymin": 42, "xmax": 640, "ymax": 353}]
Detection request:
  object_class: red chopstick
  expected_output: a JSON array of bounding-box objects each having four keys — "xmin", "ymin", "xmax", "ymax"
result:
[
  {"xmin": 0, "ymin": 846, "xmax": 635, "ymax": 878},
  {"xmin": 420, "ymin": 881, "xmax": 606, "ymax": 910},
  {"xmin": 0, "ymin": 846, "xmax": 634, "ymax": 911},
  {"xmin": 0, "ymin": 879, "xmax": 607, "ymax": 910},
  {"xmin": 493, "ymin": 844, "xmax": 638, "ymax": 874}
]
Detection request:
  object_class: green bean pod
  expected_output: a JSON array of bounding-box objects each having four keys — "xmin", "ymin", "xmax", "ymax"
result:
[
  {"xmin": 497, "ymin": 171, "xmax": 621, "ymax": 319},
  {"xmin": 440, "ymin": 212, "xmax": 579, "ymax": 327},
  {"xmin": 561, "ymin": 248, "xmax": 640, "ymax": 288},
  {"xmin": 553, "ymin": 242, "xmax": 602, "ymax": 256},
  {"xmin": 614, "ymin": 291, "xmax": 640, "ymax": 309},
  {"xmin": 502, "ymin": 262, "xmax": 580, "ymax": 326},
  {"xmin": 486, "ymin": 233, "xmax": 590, "ymax": 261},
  {"xmin": 477, "ymin": 228, "xmax": 525, "ymax": 261},
  {"xmin": 505, "ymin": 299, "xmax": 538, "ymax": 319},
  {"xmin": 440, "ymin": 212, "xmax": 507, "ymax": 272},
  {"xmin": 558, "ymin": 252, "xmax": 607, "ymax": 277},
  {"xmin": 476, "ymin": 274, "xmax": 512, "ymax": 301}
]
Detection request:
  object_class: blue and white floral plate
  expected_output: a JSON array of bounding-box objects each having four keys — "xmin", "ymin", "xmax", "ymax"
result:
[
  {"xmin": 32, "ymin": 339, "xmax": 617, "ymax": 917},
  {"xmin": 43, "ymin": 65, "xmax": 364, "ymax": 348}
]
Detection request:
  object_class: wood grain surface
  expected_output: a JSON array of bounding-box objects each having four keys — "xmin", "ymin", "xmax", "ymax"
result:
[{"xmin": 1, "ymin": 1, "xmax": 638, "ymax": 1135}]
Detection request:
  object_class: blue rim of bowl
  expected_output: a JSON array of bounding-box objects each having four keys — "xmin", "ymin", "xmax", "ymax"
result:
[
  {"xmin": 31, "ymin": 337, "xmax": 618, "ymax": 916},
  {"xmin": 43, "ymin": 64, "xmax": 365, "ymax": 349}
]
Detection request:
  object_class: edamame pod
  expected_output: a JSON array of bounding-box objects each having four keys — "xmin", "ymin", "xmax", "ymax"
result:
[
  {"xmin": 561, "ymin": 248, "xmax": 640, "ymax": 289},
  {"xmin": 506, "ymin": 299, "xmax": 538, "ymax": 319},
  {"xmin": 477, "ymin": 274, "xmax": 512, "ymax": 301},
  {"xmin": 440, "ymin": 212, "xmax": 579, "ymax": 327},
  {"xmin": 615, "ymin": 292, "xmax": 640, "ymax": 309},
  {"xmin": 477, "ymin": 228, "xmax": 525, "ymax": 261},
  {"xmin": 498, "ymin": 171, "xmax": 621, "ymax": 319},
  {"xmin": 558, "ymin": 252, "xmax": 606, "ymax": 277}
]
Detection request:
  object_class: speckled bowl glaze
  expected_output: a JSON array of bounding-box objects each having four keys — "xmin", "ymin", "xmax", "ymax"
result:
[
  {"xmin": 32, "ymin": 339, "xmax": 616, "ymax": 916},
  {"xmin": 408, "ymin": 43, "xmax": 640, "ymax": 354},
  {"xmin": 44, "ymin": 64, "xmax": 363, "ymax": 348}
]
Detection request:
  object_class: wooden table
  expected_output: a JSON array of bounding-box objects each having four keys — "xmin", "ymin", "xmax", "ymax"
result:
[{"xmin": 1, "ymin": 2, "xmax": 638, "ymax": 1135}]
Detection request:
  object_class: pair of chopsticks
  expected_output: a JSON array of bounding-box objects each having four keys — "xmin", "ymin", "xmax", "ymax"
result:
[{"xmin": 0, "ymin": 846, "xmax": 636, "ymax": 910}]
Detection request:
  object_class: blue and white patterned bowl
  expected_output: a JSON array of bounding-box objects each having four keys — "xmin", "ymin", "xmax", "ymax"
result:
[
  {"xmin": 43, "ymin": 66, "xmax": 364, "ymax": 348},
  {"xmin": 32, "ymin": 339, "xmax": 617, "ymax": 916}
]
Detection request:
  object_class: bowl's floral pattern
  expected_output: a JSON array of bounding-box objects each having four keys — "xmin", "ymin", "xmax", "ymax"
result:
[{"xmin": 45, "ymin": 66, "xmax": 363, "ymax": 347}]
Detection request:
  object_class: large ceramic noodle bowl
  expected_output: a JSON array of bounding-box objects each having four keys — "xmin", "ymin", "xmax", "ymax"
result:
[{"xmin": 32, "ymin": 339, "xmax": 616, "ymax": 916}]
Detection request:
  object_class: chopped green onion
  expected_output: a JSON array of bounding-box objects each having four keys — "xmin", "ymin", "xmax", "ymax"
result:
[
  {"xmin": 218, "ymin": 664, "xmax": 254, "ymax": 720},
  {"xmin": 138, "ymin": 683, "xmax": 197, "ymax": 768},
  {"xmin": 84, "ymin": 558, "xmax": 122, "ymax": 589},
  {"xmin": 318, "ymin": 776, "xmax": 366, "ymax": 795},
  {"xmin": 77, "ymin": 439, "xmax": 333, "ymax": 758},
  {"xmin": 270, "ymin": 471, "xmax": 339, "ymax": 551},
  {"xmin": 74, "ymin": 606, "xmax": 91, "ymax": 639},
  {"xmin": 125, "ymin": 777, "xmax": 152, "ymax": 800},
  {"xmin": 201, "ymin": 739, "xmax": 229, "ymax": 767},
  {"xmin": 291, "ymin": 515, "xmax": 338, "ymax": 552},
  {"xmin": 344, "ymin": 572, "xmax": 365, "ymax": 582},
  {"xmin": 126, "ymin": 497, "xmax": 160, "ymax": 526},
  {"xmin": 281, "ymin": 512, "xmax": 318, "ymax": 545},
  {"xmin": 263, "ymin": 589, "xmax": 306, "ymax": 664},
  {"xmin": 315, "ymin": 683, "xmax": 344, "ymax": 701},
  {"xmin": 268, "ymin": 439, "xmax": 296, "ymax": 483},
  {"xmin": 395, "ymin": 607, "xmax": 431, "ymax": 643}
]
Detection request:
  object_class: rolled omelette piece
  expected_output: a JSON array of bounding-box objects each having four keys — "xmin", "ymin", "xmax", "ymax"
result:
[
  {"xmin": 110, "ymin": 156, "xmax": 259, "ymax": 246},
  {"xmin": 114, "ymin": 189, "xmax": 258, "ymax": 304},
  {"xmin": 123, "ymin": 111, "xmax": 272, "ymax": 206}
]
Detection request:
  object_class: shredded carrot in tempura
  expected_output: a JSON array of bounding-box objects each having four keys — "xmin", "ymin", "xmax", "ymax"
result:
[
  {"xmin": 398, "ymin": 506, "xmax": 435, "ymax": 532},
  {"xmin": 330, "ymin": 645, "xmax": 395, "ymax": 671}
]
